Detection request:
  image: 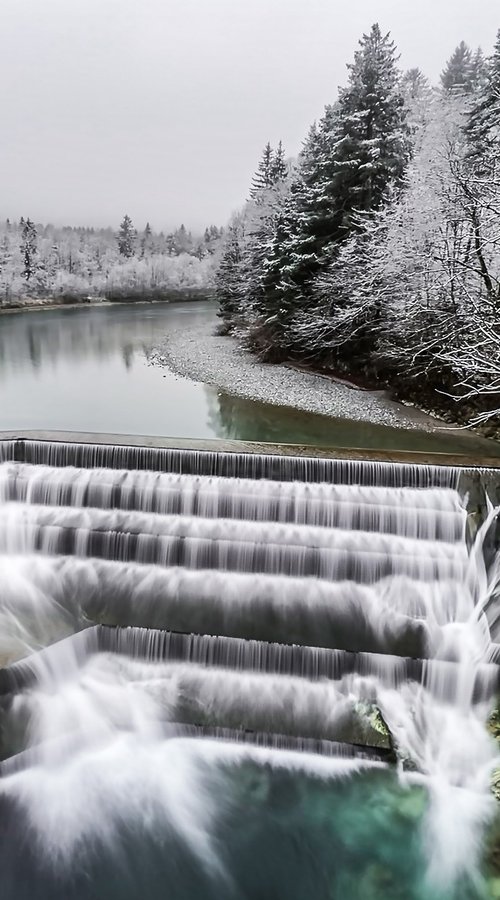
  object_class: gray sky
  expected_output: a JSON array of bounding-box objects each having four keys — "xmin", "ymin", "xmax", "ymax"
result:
[{"xmin": 0, "ymin": 0, "xmax": 498, "ymax": 233}]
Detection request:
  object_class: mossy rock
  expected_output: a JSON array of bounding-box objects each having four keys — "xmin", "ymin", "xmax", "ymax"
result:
[{"xmin": 488, "ymin": 708, "xmax": 500, "ymax": 743}]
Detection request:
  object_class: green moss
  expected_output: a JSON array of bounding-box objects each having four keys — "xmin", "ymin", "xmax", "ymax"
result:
[{"xmin": 488, "ymin": 708, "xmax": 500, "ymax": 742}]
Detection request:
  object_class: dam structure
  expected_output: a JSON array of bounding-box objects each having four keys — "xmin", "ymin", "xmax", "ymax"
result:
[{"xmin": 0, "ymin": 434, "xmax": 499, "ymax": 898}]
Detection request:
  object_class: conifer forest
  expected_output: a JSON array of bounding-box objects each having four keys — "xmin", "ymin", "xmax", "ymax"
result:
[
  {"xmin": 215, "ymin": 25, "xmax": 500, "ymax": 430},
  {"xmin": 0, "ymin": 217, "xmax": 222, "ymax": 305}
]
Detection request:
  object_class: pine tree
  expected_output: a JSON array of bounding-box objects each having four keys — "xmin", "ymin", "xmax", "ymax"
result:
[
  {"xmin": 470, "ymin": 48, "xmax": 488, "ymax": 92},
  {"xmin": 204, "ymin": 224, "xmax": 223, "ymax": 255},
  {"xmin": 117, "ymin": 214, "xmax": 136, "ymax": 258},
  {"xmin": 402, "ymin": 68, "xmax": 429, "ymax": 101},
  {"xmin": 325, "ymin": 24, "xmax": 410, "ymax": 229},
  {"xmin": 441, "ymin": 42, "xmax": 475, "ymax": 93},
  {"xmin": 215, "ymin": 140, "xmax": 290, "ymax": 333},
  {"xmin": 250, "ymin": 143, "xmax": 275, "ymax": 198},
  {"xmin": 259, "ymin": 128, "xmax": 320, "ymax": 317},
  {"xmin": 270, "ymin": 141, "xmax": 288, "ymax": 182},
  {"xmin": 0, "ymin": 233, "xmax": 11, "ymax": 301},
  {"xmin": 20, "ymin": 218, "xmax": 38, "ymax": 282},
  {"xmin": 258, "ymin": 24, "xmax": 410, "ymax": 338},
  {"xmin": 165, "ymin": 233, "xmax": 176, "ymax": 256},
  {"xmin": 229, "ymin": 142, "xmax": 289, "ymax": 326},
  {"xmin": 401, "ymin": 68, "xmax": 433, "ymax": 142},
  {"xmin": 215, "ymin": 223, "xmax": 244, "ymax": 332},
  {"xmin": 140, "ymin": 222, "xmax": 152, "ymax": 258},
  {"xmin": 172, "ymin": 224, "xmax": 193, "ymax": 254},
  {"xmin": 467, "ymin": 30, "xmax": 500, "ymax": 154},
  {"xmin": 254, "ymin": 185, "xmax": 313, "ymax": 357}
]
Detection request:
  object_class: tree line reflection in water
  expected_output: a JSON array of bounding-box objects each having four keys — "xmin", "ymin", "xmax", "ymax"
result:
[{"xmin": 0, "ymin": 303, "xmax": 499, "ymax": 455}]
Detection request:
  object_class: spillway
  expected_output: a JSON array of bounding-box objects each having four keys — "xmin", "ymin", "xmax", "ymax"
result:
[{"xmin": 0, "ymin": 436, "xmax": 499, "ymax": 899}]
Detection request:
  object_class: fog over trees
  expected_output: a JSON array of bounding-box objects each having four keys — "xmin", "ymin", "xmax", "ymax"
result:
[{"xmin": 216, "ymin": 24, "xmax": 500, "ymax": 428}]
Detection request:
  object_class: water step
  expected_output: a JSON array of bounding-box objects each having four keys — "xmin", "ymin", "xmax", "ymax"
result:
[
  {"xmin": 0, "ymin": 659, "xmax": 393, "ymax": 757},
  {"xmin": 0, "ymin": 462, "xmax": 465, "ymax": 542},
  {"xmin": 0, "ymin": 503, "xmax": 467, "ymax": 582},
  {"xmin": 160, "ymin": 724, "xmax": 393, "ymax": 762},
  {"xmin": 0, "ymin": 721, "xmax": 392, "ymax": 772},
  {"xmin": 0, "ymin": 439, "xmax": 496, "ymax": 787},
  {"xmin": 0, "ymin": 553, "xmax": 466, "ymax": 665},
  {"xmin": 78, "ymin": 558, "xmax": 435, "ymax": 658},
  {"xmin": 0, "ymin": 438, "xmax": 461, "ymax": 488},
  {"xmin": 0, "ymin": 626, "xmax": 496, "ymax": 705}
]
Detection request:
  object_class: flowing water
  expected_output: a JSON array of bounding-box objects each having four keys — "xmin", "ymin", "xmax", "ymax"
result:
[
  {"xmin": 1, "ymin": 301, "xmax": 500, "ymax": 455},
  {"xmin": 0, "ymin": 439, "xmax": 500, "ymax": 898}
]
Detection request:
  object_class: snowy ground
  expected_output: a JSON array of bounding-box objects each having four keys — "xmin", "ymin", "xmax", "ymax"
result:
[{"xmin": 150, "ymin": 317, "xmax": 444, "ymax": 432}]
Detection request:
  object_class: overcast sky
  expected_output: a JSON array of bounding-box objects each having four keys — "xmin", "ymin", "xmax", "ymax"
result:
[{"xmin": 0, "ymin": 0, "xmax": 498, "ymax": 233}]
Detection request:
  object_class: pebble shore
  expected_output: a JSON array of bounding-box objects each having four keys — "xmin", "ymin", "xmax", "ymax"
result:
[{"xmin": 150, "ymin": 316, "xmax": 443, "ymax": 432}]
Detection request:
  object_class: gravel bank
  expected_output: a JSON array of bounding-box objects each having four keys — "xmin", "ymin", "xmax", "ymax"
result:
[{"xmin": 150, "ymin": 315, "xmax": 446, "ymax": 432}]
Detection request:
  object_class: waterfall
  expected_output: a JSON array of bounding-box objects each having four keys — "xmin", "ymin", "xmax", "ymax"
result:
[{"xmin": 0, "ymin": 437, "xmax": 499, "ymax": 897}]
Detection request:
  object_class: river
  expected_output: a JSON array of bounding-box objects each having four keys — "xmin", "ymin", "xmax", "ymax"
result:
[
  {"xmin": 1, "ymin": 303, "xmax": 500, "ymax": 898},
  {"xmin": 0, "ymin": 300, "xmax": 498, "ymax": 456}
]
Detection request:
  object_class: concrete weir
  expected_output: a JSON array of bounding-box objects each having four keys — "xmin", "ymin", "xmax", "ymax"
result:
[{"xmin": 0, "ymin": 429, "xmax": 499, "ymax": 766}]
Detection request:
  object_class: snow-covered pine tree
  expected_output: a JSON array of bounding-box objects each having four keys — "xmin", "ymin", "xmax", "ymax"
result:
[
  {"xmin": 140, "ymin": 222, "xmax": 153, "ymax": 258},
  {"xmin": 215, "ymin": 141, "xmax": 289, "ymax": 335},
  {"xmin": 204, "ymin": 225, "xmax": 223, "ymax": 255},
  {"xmin": 252, "ymin": 182, "xmax": 317, "ymax": 359},
  {"xmin": 239, "ymin": 142, "xmax": 290, "ymax": 322},
  {"xmin": 117, "ymin": 214, "xmax": 136, "ymax": 258},
  {"xmin": 0, "ymin": 234, "xmax": 10, "ymax": 278},
  {"xmin": 256, "ymin": 127, "xmax": 321, "ymax": 325},
  {"xmin": 173, "ymin": 224, "xmax": 192, "ymax": 254},
  {"xmin": 322, "ymin": 24, "xmax": 410, "ymax": 233},
  {"xmin": 250, "ymin": 143, "xmax": 275, "ymax": 199},
  {"xmin": 270, "ymin": 141, "xmax": 288, "ymax": 183},
  {"xmin": 215, "ymin": 222, "xmax": 244, "ymax": 333},
  {"xmin": 401, "ymin": 69, "xmax": 433, "ymax": 135},
  {"xmin": 256, "ymin": 23, "xmax": 410, "ymax": 355},
  {"xmin": 470, "ymin": 48, "xmax": 488, "ymax": 92},
  {"xmin": 441, "ymin": 42, "xmax": 475, "ymax": 93},
  {"xmin": 20, "ymin": 218, "xmax": 38, "ymax": 282},
  {"xmin": 0, "ymin": 233, "xmax": 12, "ymax": 303},
  {"xmin": 467, "ymin": 30, "xmax": 500, "ymax": 154}
]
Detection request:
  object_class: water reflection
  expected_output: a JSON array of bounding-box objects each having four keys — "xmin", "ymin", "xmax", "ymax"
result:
[
  {"xmin": 208, "ymin": 389, "xmax": 500, "ymax": 456},
  {"xmin": 0, "ymin": 303, "xmax": 168, "ymax": 374},
  {"xmin": 0, "ymin": 302, "xmax": 499, "ymax": 455}
]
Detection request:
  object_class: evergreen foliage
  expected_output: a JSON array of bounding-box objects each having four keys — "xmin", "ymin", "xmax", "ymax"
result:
[
  {"xmin": 215, "ymin": 223, "xmax": 243, "ymax": 331},
  {"xmin": 20, "ymin": 218, "xmax": 38, "ymax": 282},
  {"xmin": 0, "ymin": 217, "xmax": 222, "ymax": 306},
  {"xmin": 117, "ymin": 214, "xmax": 136, "ymax": 258},
  {"xmin": 215, "ymin": 140, "xmax": 289, "ymax": 333},
  {"xmin": 467, "ymin": 31, "xmax": 500, "ymax": 154},
  {"xmin": 215, "ymin": 22, "xmax": 500, "ymax": 427},
  {"xmin": 270, "ymin": 141, "xmax": 288, "ymax": 183},
  {"xmin": 253, "ymin": 23, "xmax": 411, "ymax": 351},
  {"xmin": 250, "ymin": 143, "xmax": 275, "ymax": 198},
  {"xmin": 441, "ymin": 42, "xmax": 474, "ymax": 93},
  {"xmin": 441, "ymin": 42, "xmax": 486, "ymax": 95}
]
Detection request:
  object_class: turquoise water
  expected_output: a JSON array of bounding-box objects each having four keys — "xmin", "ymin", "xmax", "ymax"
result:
[
  {"xmin": 1, "ymin": 762, "xmax": 497, "ymax": 899},
  {"xmin": 1, "ymin": 303, "xmax": 499, "ymax": 900},
  {"xmin": 0, "ymin": 301, "xmax": 498, "ymax": 455}
]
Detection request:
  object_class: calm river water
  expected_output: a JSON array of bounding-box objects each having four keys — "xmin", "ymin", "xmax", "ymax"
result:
[{"xmin": 0, "ymin": 300, "xmax": 498, "ymax": 456}]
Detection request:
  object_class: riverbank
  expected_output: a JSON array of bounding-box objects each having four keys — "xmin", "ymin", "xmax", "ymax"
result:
[
  {"xmin": 0, "ymin": 297, "xmax": 113, "ymax": 315},
  {"xmin": 150, "ymin": 316, "xmax": 458, "ymax": 433},
  {"xmin": 0, "ymin": 288, "xmax": 212, "ymax": 314}
]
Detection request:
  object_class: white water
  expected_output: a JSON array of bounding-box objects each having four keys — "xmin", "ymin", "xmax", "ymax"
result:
[{"xmin": 0, "ymin": 443, "xmax": 498, "ymax": 893}]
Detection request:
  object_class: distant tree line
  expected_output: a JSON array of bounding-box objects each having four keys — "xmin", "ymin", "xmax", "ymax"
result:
[
  {"xmin": 0, "ymin": 216, "xmax": 223, "ymax": 306},
  {"xmin": 216, "ymin": 24, "xmax": 500, "ymax": 429}
]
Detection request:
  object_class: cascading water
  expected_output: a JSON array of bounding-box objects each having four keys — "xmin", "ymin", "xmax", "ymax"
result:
[{"xmin": 0, "ymin": 437, "xmax": 499, "ymax": 899}]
